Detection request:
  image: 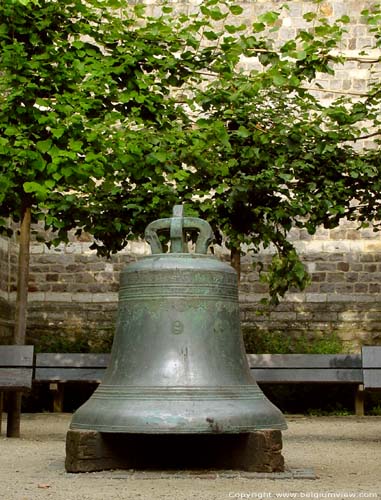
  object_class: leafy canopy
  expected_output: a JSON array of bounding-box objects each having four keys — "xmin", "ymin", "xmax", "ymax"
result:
[{"xmin": 1, "ymin": 0, "xmax": 381, "ymax": 303}]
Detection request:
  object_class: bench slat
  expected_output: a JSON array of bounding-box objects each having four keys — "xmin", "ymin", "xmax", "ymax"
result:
[
  {"xmin": 35, "ymin": 367, "xmax": 105, "ymax": 383},
  {"xmin": 36, "ymin": 353, "xmax": 363, "ymax": 371},
  {"xmin": 363, "ymin": 370, "xmax": 381, "ymax": 389},
  {"xmin": 0, "ymin": 368, "xmax": 33, "ymax": 391},
  {"xmin": 247, "ymin": 354, "xmax": 362, "ymax": 369},
  {"xmin": 251, "ymin": 368, "xmax": 363, "ymax": 383},
  {"xmin": 34, "ymin": 353, "xmax": 364, "ymax": 384},
  {"xmin": 31, "ymin": 350, "xmax": 374, "ymax": 418},
  {"xmin": 35, "ymin": 353, "xmax": 110, "ymax": 368},
  {"xmin": 362, "ymin": 346, "xmax": 381, "ymax": 368},
  {"xmin": 0, "ymin": 345, "xmax": 34, "ymax": 367},
  {"xmin": 362, "ymin": 346, "xmax": 381, "ymax": 389}
]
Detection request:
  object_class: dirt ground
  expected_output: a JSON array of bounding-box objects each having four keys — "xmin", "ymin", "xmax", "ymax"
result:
[{"xmin": 0, "ymin": 413, "xmax": 380, "ymax": 500}]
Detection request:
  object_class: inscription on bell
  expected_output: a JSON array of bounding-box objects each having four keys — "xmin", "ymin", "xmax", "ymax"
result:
[
  {"xmin": 172, "ymin": 320, "xmax": 184, "ymax": 335},
  {"xmin": 123, "ymin": 270, "xmax": 237, "ymax": 285}
]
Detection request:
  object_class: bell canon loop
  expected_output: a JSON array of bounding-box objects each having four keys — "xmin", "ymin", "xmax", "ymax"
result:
[{"xmin": 70, "ymin": 205, "xmax": 287, "ymax": 434}]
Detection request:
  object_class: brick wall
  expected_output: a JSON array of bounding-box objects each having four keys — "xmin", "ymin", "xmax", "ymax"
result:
[
  {"xmin": 240, "ymin": 221, "xmax": 381, "ymax": 350},
  {"xmin": 22, "ymin": 218, "xmax": 381, "ymax": 353},
  {"xmin": 25, "ymin": 239, "xmax": 152, "ymax": 351},
  {"xmin": 176, "ymin": 0, "xmax": 380, "ymax": 125}
]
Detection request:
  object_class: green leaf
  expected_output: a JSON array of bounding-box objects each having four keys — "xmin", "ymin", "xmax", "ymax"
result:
[
  {"xmin": 259, "ymin": 11, "xmax": 280, "ymax": 25},
  {"xmin": 204, "ymin": 31, "xmax": 219, "ymax": 41},
  {"xmin": 31, "ymin": 157, "xmax": 46, "ymax": 172},
  {"xmin": 209, "ymin": 8, "xmax": 227, "ymax": 21},
  {"xmin": 296, "ymin": 50, "xmax": 307, "ymax": 60},
  {"xmin": 4, "ymin": 126, "xmax": 18, "ymax": 136},
  {"xmin": 338, "ymin": 15, "xmax": 350, "ymax": 24},
  {"xmin": 252, "ymin": 22, "xmax": 265, "ymax": 33},
  {"xmin": 23, "ymin": 181, "xmax": 47, "ymax": 197},
  {"xmin": 272, "ymin": 73, "xmax": 287, "ymax": 86},
  {"xmin": 51, "ymin": 128, "xmax": 65, "ymax": 139},
  {"xmin": 236, "ymin": 126, "xmax": 251, "ymax": 138},
  {"xmin": 15, "ymin": 0, "xmax": 39, "ymax": 5},
  {"xmin": 303, "ymin": 12, "xmax": 317, "ymax": 22},
  {"xmin": 68, "ymin": 139, "xmax": 83, "ymax": 152},
  {"xmin": 225, "ymin": 24, "xmax": 246, "ymax": 34},
  {"xmin": 150, "ymin": 151, "xmax": 168, "ymax": 163},
  {"xmin": 36, "ymin": 139, "xmax": 52, "ymax": 154},
  {"xmin": 229, "ymin": 5, "xmax": 243, "ymax": 15}
]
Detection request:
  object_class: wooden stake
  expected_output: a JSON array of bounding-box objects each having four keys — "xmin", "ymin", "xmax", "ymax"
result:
[
  {"xmin": 13, "ymin": 204, "xmax": 31, "ymax": 346},
  {"xmin": 8, "ymin": 204, "xmax": 31, "ymax": 438}
]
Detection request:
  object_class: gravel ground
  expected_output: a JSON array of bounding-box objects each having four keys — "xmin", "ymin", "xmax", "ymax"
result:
[{"xmin": 0, "ymin": 414, "xmax": 380, "ymax": 500}]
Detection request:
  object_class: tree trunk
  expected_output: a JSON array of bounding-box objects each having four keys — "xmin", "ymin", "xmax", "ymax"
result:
[
  {"xmin": 230, "ymin": 247, "xmax": 241, "ymax": 283},
  {"xmin": 7, "ymin": 204, "xmax": 31, "ymax": 438}
]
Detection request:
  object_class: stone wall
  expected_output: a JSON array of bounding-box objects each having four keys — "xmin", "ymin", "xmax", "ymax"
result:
[
  {"xmin": 235, "ymin": 0, "xmax": 378, "ymax": 96},
  {"xmin": 182, "ymin": 0, "xmax": 380, "ymax": 130},
  {"xmin": 22, "ymin": 218, "xmax": 381, "ymax": 353},
  {"xmin": 240, "ymin": 221, "xmax": 381, "ymax": 351},
  {"xmin": 25, "ymin": 238, "xmax": 153, "ymax": 351}
]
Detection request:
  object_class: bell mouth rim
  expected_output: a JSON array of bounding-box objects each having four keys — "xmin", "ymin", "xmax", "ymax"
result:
[
  {"xmin": 69, "ymin": 423, "xmax": 288, "ymax": 433},
  {"xmin": 69, "ymin": 384, "xmax": 288, "ymax": 434}
]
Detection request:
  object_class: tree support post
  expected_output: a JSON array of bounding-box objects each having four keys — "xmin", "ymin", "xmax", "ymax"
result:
[{"xmin": 8, "ymin": 205, "xmax": 31, "ymax": 438}]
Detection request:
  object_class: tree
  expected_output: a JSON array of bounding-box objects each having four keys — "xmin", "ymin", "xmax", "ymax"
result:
[
  {"xmin": 2, "ymin": 0, "xmax": 381, "ymax": 432},
  {"xmin": 181, "ymin": 4, "xmax": 381, "ymax": 303},
  {"xmin": 0, "ymin": 0, "xmax": 245, "ymax": 435},
  {"xmin": 68, "ymin": 1, "xmax": 381, "ymax": 303}
]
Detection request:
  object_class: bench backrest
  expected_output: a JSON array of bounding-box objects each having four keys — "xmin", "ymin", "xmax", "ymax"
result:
[
  {"xmin": 35, "ymin": 353, "xmax": 110, "ymax": 383},
  {"xmin": 362, "ymin": 346, "xmax": 381, "ymax": 389},
  {"xmin": 0, "ymin": 345, "xmax": 34, "ymax": 391},
  {"xmin": 247, "ymin": 354, "xmax": 363, "ymax": 383},
  {"xmin": 34, "ymin": 352, "xmax": 364, "ymax": 385}
]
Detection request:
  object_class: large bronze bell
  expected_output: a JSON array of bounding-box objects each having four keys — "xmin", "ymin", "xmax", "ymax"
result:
[{"xmin": 70, "ymin": 206, "xmax": 286, "ymax": 434}]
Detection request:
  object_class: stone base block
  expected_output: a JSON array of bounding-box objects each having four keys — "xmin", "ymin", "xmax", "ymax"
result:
[{"xmin": 65, "ymin": 429, "xmax": 284, "ymax": 473}]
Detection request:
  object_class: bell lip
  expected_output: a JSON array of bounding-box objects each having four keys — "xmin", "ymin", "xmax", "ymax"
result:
[
  {"xmin": 69, "ymin": 399, "xmax": 287, "ymax": 434},
  {"xmin": 70, "ymin": 407, "xmax": 287, "ymax": 434},
  {"xmin": 69, "ymin": 422, "xmax": 288, "ymax": 433}
]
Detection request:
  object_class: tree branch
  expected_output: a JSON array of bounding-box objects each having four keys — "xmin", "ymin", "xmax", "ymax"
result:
[
  {"xmin": 345, "ymin": 57, "xmax": 381, "ymax": 63},
  {"xmin": 353, "ymin": 130, "xmax": 381, "ymax": 141},
  {"xmin": 303, "ymin": 86, "xmax": 368, "ymax": 97},
  {"xmin": 245, "ymin": 47, "xmax": 381, "ymax": 64}
]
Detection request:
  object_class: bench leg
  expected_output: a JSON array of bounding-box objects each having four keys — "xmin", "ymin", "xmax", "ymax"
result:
[
  {"xmin": 50, "ymin": 383, "xmax": 65, "ymax": 412},
  {"xmin": 355, "ymin": 384, "xmax": 365, "ymax": 417},
  {"xmin": 6, "ymin": 392, "xmax": 22, "ymax": 438}
]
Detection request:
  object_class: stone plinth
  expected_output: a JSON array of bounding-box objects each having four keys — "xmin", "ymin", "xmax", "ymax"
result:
[{"xmin": 65, "ymin": 429, "xmax": 284, "ymax": 473}]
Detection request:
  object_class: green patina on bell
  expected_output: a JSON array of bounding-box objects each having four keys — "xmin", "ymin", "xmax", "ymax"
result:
[{"xmin": 70, "ymin": 206, "xmax": 286, "ymax": 433}]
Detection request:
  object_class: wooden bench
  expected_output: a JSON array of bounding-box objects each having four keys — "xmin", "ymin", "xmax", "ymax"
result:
[
  {"xmin": 34, "ymin": 353, "xmax": 110, "ymax": 412},
  {"xmin": 0, "ymin": 345, "xmax": 34, "ymax": 435},
  {"xmin": 247, "ymin": 353, "xmax": 364, "ymax": 416},
  {"xmin": 34, "ymin": 351, "xmax": 369, "ymax": 416},
  {"xmin": 362, "ymin": 346, "xmax": 381, "ymax": 391}
]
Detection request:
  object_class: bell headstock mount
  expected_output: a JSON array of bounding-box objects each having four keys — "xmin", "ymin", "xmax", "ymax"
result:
[{"xmin": 144, "ymin": 204, "xmax": 214, "ymax": 255}]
